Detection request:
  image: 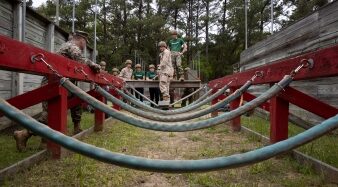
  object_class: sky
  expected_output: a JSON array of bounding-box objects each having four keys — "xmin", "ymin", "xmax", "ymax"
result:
[{"xmin": 32, "ymin": 0, "xmax": 46, "ymax": 7}]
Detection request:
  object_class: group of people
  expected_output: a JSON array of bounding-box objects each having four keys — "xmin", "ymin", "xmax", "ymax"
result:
[
  {"xmin": 117, "ymin": 60, "xmax": 161, "ymax": 106},
  {"xmin": 98, "ymin": 29, "xmax": 188, "ymax": 103},
  {"xmin": 13, "ymin": 29, "xmax": 188, "ymax": 151}
]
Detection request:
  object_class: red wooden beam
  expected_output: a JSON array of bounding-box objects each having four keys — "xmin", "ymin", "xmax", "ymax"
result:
[
  {"xmin": 0, "ymin": 35, "xmax": 123, "ymax": 87},
  {"xmin": 47, "ymin": 85, "xmax": 68, "ymax": 158},
  {"xmin": 229, "ymin": 87, "xmax": 241, "ymax": 132},
  {"xmin": 67, "ymin": 90, "xmax": 99, "ymax": 109},
  {"xmin": 279, "ymin": 87, "xmax": 338, "ymax": 119},
  {"xmin": 110, "ymin": 89, "xmax": 122, "ymax": 111},
  {"xmin": 270, "ymin": 96, "xmax": 289, "ymax": 143},
  {"xmin": 94, "ymin": 95, "xmax": 105, "ymax": 132},
  {"xmin": 0, "ymin": 83, "xmax": 61, "ymax": 117},
  {"xmin": 209, "ymin": 44, "xmax": 338, "ymax": 88},
  {"xmin": 243, "ymin": 92, "xmax": 270, "ymax": 111}
]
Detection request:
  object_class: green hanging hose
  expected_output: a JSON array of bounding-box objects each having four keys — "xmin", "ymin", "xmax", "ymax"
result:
[
  {"xmin": 60, "ymin": 76, "xmax": 293, "ymax": 132},
  {"xmin": 0, "ymin": 97, "xmax": 337, "ymax": 172},
  {"xmin": 96, "ymin": 80, "xmax": 252, "ymax": 122},
  {"xmin": 118, "ymin": 82, "xmax": 232, "ymax": 115}
]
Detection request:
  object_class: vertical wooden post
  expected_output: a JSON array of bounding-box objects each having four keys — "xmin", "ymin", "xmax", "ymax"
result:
[
  {"xmin": 270, "ymin": 96, "xmax": 289, "ymax": 143},
  {"xmin": 110, "ymin": 89, "xmax": 122, "ymax": 111},
  {"xmin": 211, "ymin": 89, "xmax": 219, "ymax": 118},
  {"xmin": 47, "ymin": 83, "xmax": 68, "ymax": 158},
  {"xmin": 230, "ymin": 87, "xmax": 241, "ymax": 131},
  {"xmin": 94, "ymin": 94, "xmax": 105, "ymax": 131}
]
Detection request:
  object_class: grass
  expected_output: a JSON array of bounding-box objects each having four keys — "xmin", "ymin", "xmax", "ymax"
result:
[
  {"xmin": 3, "ymin": 120, "xmax": 159, "ymax": 186},
  {"xmin": 0, "ymin": 112, "xmax": 94, "ymax": 170},
  {"xmin": 1, "ymin": 115, "xmax": 335, "ymax": 186},
  {"xmin": 241, "ymin": 116, "xmax": 338, "ymax": 168}
]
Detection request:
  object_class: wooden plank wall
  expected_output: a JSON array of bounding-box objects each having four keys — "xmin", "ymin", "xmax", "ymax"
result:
[
  {"xmin": 0, "ymin": 0, "xmax": 14, "ymax": 99},
  {"xmin": 240, "ymin": 1, "xmax": 338, "ymax": 124},
  {"xmin": 0, "ymin": 0, "xmax": 94, "ymax": 130}
]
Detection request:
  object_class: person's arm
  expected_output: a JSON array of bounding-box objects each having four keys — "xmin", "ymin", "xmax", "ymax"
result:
[
  {"xmin": 118, "ymin": 69, "xmax": 124, "ymax": 78},
  {"xmin": 180, "ymin": 39, "xmax": 187, "ymax": 55}
]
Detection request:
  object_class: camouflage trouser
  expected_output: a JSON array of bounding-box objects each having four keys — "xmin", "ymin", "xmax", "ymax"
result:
[
  {"xmin": 39, "ymin": 77, "xmax": 82, "ymax": 124},
  {"xmin": 159, "ymin": 74, "xmax": 170, "ymax": 97},
  {"xmin": 171, "ymin": 51, "xmax": 184, "ymax": 79}
]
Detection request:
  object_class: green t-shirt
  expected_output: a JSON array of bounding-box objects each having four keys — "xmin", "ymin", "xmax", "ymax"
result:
[
  {"xmin": 146, "ymin": 71, "xmax": 157, "ymax": 79},
  {"xmin": 133, "ymin": 71, "xmax": 145, "ymax": 80},
  {"xmin": 168, "ymin": 38, "xmax": 185, "ymax": 52}
]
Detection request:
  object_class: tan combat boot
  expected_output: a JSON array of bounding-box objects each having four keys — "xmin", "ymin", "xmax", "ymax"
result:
[
  {"xmin": 73, "ymin": 122, "xmax": 83, "ymax": 135},
  {"xmin": 13, "ymin": 129, "xmax": 32, "ymax": 152}
]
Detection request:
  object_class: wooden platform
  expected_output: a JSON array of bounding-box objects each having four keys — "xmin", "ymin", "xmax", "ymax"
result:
[{"xmin": 126, "ymin": 80, "xmax": 202, "ymax": 88}]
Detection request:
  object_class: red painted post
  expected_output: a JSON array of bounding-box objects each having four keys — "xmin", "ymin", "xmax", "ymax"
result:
[
  {"xmin": 110, "ymin": 89, "xmax": 122, "ymax": 111},
  {"xmin": 47, "ymin": 83, "xmax": 68, "ymax": 159},
  {"xmin": 229, "ymin": 87, "xmax": 241, "ymax": 131},
  {"xmin": 270, "ymin": 96, "xmax": 289, "ymax": 143},
  {"xmin": 94, "ymin": 94, "xmax": 105, "ymax": 132},
  {"xmin": 211, "ymin": 89, "xmax": 219, "ymax": 118}
]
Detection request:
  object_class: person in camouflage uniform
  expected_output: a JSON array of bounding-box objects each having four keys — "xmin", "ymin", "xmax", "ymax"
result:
[
  {"xmin": 13, "ymin": 31, "xmax": 101, "ymax": 152},
  {"xmin": 119, "ymin": 60, "xmax": 133, "ymax": 80},
  {"xmin": 158, "ymin": 41, "xmax": 173, "ymax": 101}
]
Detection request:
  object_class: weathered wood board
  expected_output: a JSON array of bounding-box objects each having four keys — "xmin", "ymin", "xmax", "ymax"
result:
[{"xmin": 240, "ymin": 1, "xmax": 338, "ymax": 124}]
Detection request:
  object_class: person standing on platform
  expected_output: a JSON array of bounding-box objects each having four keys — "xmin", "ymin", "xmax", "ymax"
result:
[
  {"xmin": 168, "ymin": 30, "xmax": 187, "ymax": 81},
  {"xmin": 119, "ymin": 60, "xmax": 133, "ymax": 80},
  {"xmin": 158, "ymin": 41, "xmax": 173, "ymax": 101},
  {"xmin": 146, "ymin": 64, "xmax": 160, "ymax": 107},
  {"xmin": 132, "ymin": 64, "xmax": 145, "ymax": 102},
  {"xmin": 112, "ymin": 68, "xmax": 119, "ymax": 76},
  {"xmin": 99, "ymin": 61, "xmax": 107, "ymax": 73}
]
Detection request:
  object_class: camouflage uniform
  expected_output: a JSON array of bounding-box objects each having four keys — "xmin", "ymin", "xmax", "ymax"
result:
[
  {"xmin": 40, "ymin": 41, "xmax": 99, "ymax": 124},
  {"xmin": 119, "ymin": 67, "xmax": 133, "ymax": 80},
  {"xmin": 159, "ymin": 48, "xmax": 173, "ymax": 97}
]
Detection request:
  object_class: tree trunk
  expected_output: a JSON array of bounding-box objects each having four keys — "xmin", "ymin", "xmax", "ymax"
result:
[
  {"xmin": 103, "ymin": 0, "xmax": 108, "ymax": 60},
  {"xmin": 222, "ymin": 0, "xmax": 227, "ymax": 34},
  {"xmin": 195, "ymin": 0, "xmax": 199, "ymax": 47},
  {"xmin": 205, "ymin": 0, "xmax": 210, "ymax": 63}
]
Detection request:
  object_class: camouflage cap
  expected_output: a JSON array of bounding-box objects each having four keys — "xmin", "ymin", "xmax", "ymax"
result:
[
  {"xmin": 158, "ymin": 41, "xmax": 167, "ymax": 47},
  {"xmin": 184, "ymin": 67, "xmax": 190, "ymax": 71},
  {"xmin": 135, "ymin": 64, "xmax": 142, "ymax": 68},
  {"xmin": 149, "ymin": 64, "xmax": 155, "ymax": 69},
  {"xmin": 112, "ymin": 68, "xmax": 119, "ymax": 72},
  {"xmin": 125, "ymin": 59, "xmax": 132, "ymax": 65},
  {"xmin": 99, "ymin": 61, "xmax": 106, "ymax": 66},
  {"xmin": 74, "ymin": 30, "xmax": 89, "ymax": 43}
]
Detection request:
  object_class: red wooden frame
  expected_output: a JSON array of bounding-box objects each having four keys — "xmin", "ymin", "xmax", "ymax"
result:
[
  {"xmin": 208, "ymin": 44, "xmax": 338, "ymax": 88},
  {"xmin": 1, "ymin": 34, "xmax": 338, "ymax": 156},
  {"xmin": 0, "ymin": 35, "xmax": 124, "ymax": 157},
  {"xmin": 208, "ymin": 44, "xmax": 338, "ymax": 143}
]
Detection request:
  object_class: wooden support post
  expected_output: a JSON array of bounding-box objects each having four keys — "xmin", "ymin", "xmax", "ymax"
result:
[
  {"xmin": 230, "ymin": 87, "xmax": 241, "ymax": 131},
  {"xmin": 94, "ymin": 94, "xmax": 105, "ymax": 132},
  {"xmin": 211, "ymin": 89, "xmax": 219, "ymax": 118},
  {"xmin": 110, "ymin": 89, "xmax": 122, "ymax": 111},
  {"xmin": 270, "ymin": 96, "xmax": 289, "ymax": 143},
  {"xmin": 47, "ymin": 83, "xmax": 68, "ymax": 159}
]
